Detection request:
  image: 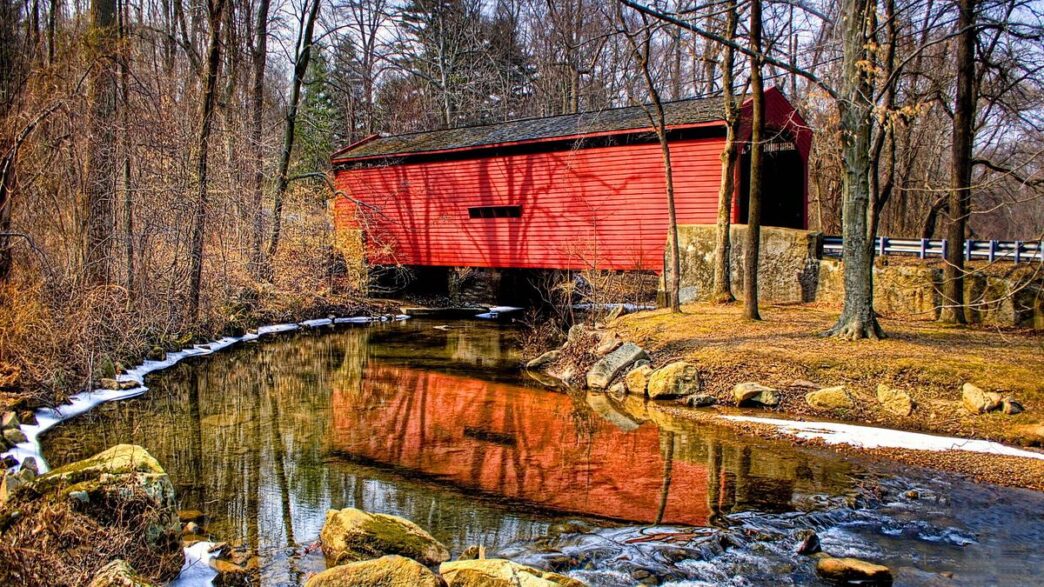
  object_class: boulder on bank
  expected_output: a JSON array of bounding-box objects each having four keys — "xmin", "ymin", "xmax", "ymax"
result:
[
  {"xmin": 876, "ymin": 385, "xmax": 913, "ymax": 416},
  {"xmin": 805, "ymin": 386, "xmax": 854, "ymax": 411},
  {"xmin": 88, "ymin": 559, "xmax": 156, "ymax": 587},
  {"xmin": 624, "ymin": 363, "xmax": 653, "ymax": 395},
  {"xmin": 962, "ymin": 383, "xmax": 1002, "ymax": 414},
  {"xmin": 646, "ymin": 361, "xmax": 701, "ymax": 400},
  {"xmin": 594, "ymin": 331, "xmax": 623, "ymax": 356},
  {"xmin": 33, "ymin": 444, "xmax": 179, "ymax": 547},
  {"xmin": 816, "ymin": 557, "xmax": 893, "ymax": 585},
  {"xmin": 1, "ymin": 411, "xmax": 20, "ymax": 430},
  {"xmin": 305, "ymin": 555, "xmax": 442, "ymax": 587},
  {"xmin": 526, "ymin": 350, "xmax": 562, "ymax": 370},
  {"xmin": 733, "ymin": 382, "xmax": 779, "ymax": 407},
  {"xmin": 586, "ymin": 343, "xmax": 648, "ymax": 390},
  {"xmin": 440, "ymin": 558, "xmax": 585, "ymax": 587},
  {"xmin": 319, "ymin": 507, "xmax": 450, "ymax": 567}
]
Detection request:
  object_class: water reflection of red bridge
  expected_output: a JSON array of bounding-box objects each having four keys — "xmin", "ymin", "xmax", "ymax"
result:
[{"xmin": 330, "ymin": 364, "xmax": 710, "ymax": 525}]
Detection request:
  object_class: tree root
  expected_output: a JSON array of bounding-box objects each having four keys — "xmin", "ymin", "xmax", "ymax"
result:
[{"xmin": 823, "ymin": 314, "xmax": 886, "ymax": 340}]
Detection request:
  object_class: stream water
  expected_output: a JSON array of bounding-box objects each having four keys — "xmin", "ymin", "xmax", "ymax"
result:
[{"xmin": 40, "ymin": 320, "xmax": 1044, "ymax": 586}]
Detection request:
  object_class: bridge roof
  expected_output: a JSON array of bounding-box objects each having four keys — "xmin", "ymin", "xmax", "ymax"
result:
[{"xmin": 332, "ymin": 96, "xmax": 731, "ymax": 162}]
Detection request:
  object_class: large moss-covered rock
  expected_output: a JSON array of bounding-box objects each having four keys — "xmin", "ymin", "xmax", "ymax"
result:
[
  {"xmin": 34, "ymin": 444, "xmax": 179, "ymax": 547},
  {"xmin": 305, "ymin": 555, "xmax": 443, "ymax": 587},
  {"xmin": 646, "ymin": 361, "xmax": 701, "ymax": 399},
  {"xmin": 586, "ymin": 343, "xmax": 648, "ymax": 390},
  {"xmin": 88, "ymin": 559, "xmax": 156, "ymax": 587},
  {"xmin": 319, "ymin": 508, "xmax": 450, "ymax": 566},
  {"xmin": 439, "ymin": 559, "xmax": 585, "ymax": 587}
]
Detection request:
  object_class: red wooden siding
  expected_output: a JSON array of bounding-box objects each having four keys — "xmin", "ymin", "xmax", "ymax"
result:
[
  {"xmin": 333, "ymin": 88, "xmax": 810, "ymax": 272},
  {"xmin": 334, "ymin": 135, "xmax": 727, "ymax": 271}
]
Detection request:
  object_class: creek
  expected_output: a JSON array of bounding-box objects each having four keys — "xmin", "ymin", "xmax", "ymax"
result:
[{"xmin": 39, "ymin": 319, "xmax": 1044, "ymax": 585}]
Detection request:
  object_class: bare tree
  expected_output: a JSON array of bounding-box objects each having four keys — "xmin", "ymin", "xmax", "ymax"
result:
[
  {"xmin": 265, "ymin": 0, "xmax": 322, "ymax": 276},
  {"xmin": 617, "ymin": 3, "xmax": 681, "ymax": 312},
  {"xmin": 742, "ymin": 0, "xmax": 764, "ymax": 321},
  {"xmin": 84, "ymin": 0, "xmax": 118, "ymax": 286},
  {"xmin": 940, "ymin": 0, "xmax": 976, "ymax": 323},
  {"xmin": 187, "ymin": 0, "xmax": 228, "ymax": 319},
  {"xmin": 712, "ymin": 0, "xmax": 740, "ymax": 304},
  {"xmin": 248, "ymin": 0, "xmax": 271, "ymax": 278}
]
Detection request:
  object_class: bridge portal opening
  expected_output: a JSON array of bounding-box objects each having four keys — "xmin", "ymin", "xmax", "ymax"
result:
[{"xmin": 738, "ymin": 131, "xmax": 805, "ymax": 229}]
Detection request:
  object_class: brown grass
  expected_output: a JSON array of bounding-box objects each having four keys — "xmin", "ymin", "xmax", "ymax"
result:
[{"xmin": 613, "ymin": 302, "xmax": 1044, "ymax": 446}]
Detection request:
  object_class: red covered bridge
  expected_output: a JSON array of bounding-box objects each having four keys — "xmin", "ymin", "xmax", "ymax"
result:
[{"xmin": 332, "ymin": 88, "xmax": 811, "ymax": 272}]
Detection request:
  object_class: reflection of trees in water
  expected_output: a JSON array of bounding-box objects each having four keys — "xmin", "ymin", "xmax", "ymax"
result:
[{"xmin": 42, "ymin": 324, "xmax": 859, "ymax": 577}]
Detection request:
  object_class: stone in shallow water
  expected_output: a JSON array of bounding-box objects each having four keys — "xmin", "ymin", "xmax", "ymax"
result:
[
  {"xmin": 526, "ymin": 350, "xmax": 562, "ymax": 370},
  {"xmin": 816, "ymin": 557, "xmax": 893, "ymax": 585},
  {"xmin": 440, "ymin": 558, "xmax": 585, "ymax": 587},
  {"xmin": 319, "ymin": 507, "xmax": 450, "ymax": 566},
  {"xmin": 306, "ymin": 555, "xmax": 442, "ymax": 587},
  {"xmin": 624, "ymin": 362, "xmax": 653, "ymax": 395},
  {"xmin": 586, "ymin": 343, "xmax": 648, "ymax": 390}
]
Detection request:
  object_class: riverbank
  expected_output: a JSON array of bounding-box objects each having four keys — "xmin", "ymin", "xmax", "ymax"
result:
[
  {"xmin": 607, "ymin": 302, "xmax": 1044, "ymax": 489},
  {"xmin": 0, "ymin": 281, "xmax": 387, "ymax": 416}
]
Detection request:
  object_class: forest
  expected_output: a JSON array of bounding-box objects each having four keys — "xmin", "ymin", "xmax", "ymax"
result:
[{"xmin": 0, "ymin": 0, "xmax": 1041, "ymax": 397}]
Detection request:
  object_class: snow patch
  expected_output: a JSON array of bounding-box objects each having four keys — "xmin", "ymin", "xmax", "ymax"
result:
[
  {"xmin": 169, "ymin": 541, "xmax": 219, "ymax": 586},
  {"xmin": 723, "ymin": 415, "xmax": 1044, "ymax": 460}
]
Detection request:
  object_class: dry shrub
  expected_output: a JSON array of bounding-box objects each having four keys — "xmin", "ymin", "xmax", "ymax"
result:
[{"xmin": 0, "ymin": 487, "xmax": 182, "ymax": 586}]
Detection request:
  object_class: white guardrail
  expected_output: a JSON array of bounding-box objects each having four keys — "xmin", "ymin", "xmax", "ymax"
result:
[{"xmin": 822, "ymin": 236, "xmax": 1043, "ymax": 264}]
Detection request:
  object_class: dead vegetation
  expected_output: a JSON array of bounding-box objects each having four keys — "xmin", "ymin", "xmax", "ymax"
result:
[
  {"xmin": 0, "ymin": 485, "xmax": 182, "ymax": 586},
  {"xmin": 613, "ymin": 302, "xmax": 1044, "ymax": 446}
]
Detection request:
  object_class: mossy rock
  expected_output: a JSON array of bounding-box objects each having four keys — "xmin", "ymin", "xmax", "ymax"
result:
[
  {"xmin": 319, "ymin": 508, "xmax": 450, "ymax": 567},
  {"xmin": 33, "ymin": 445, "xmax": 179, "ymax": 548},
  {"xmin": 440, "ymin": 559, "xmax": 585, "ymax": 587},
  {"xmin": 36, "ymin": 444, "xmax": 165, "ymax": 491},
  {"xmin": 304, "ymin": 555, "xmax": 442, "ymax": 587}
]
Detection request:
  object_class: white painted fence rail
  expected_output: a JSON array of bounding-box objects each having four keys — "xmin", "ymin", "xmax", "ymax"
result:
[{"xmin": 822, "ymin": 236, "xmax": 1043, "ymax": 264}]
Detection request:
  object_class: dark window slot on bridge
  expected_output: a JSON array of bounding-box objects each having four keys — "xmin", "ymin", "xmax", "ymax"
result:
[{"xmin": 468, "ymin": 205, "xmax": 522, "ymax": 219}]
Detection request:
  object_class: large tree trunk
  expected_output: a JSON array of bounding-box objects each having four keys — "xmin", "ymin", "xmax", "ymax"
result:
[
  {"xmin": 84, "ymin": 0, "xmax": 118, "ymax": 286},
  {"xmin": 941, "ymin": 0, "xmax": 975, "ymax": 324},
  {"xmin": 712, "ymin": 0, "xmax": 739, "ymax": 304},
  {"xmin": 742, "ymin": 0, "xmax": 763, "ymax": 321},
  {"xmin": 248, "ymin": 0, "xmax": 271, "ymax": 279},
  {"xmin": 825, "ymin": 0, "xmax": 884, "ymax": 339},
  {"xmin": 265, "ymin": 0, "xmax": 321, "ymax": 277},
  {"xmin": 187, "ymin": 0, "xmax": 227, "ymax": 320}
]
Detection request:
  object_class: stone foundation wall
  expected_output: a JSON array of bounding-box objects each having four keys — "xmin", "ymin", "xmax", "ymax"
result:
[{"xmin": 670, "ymin": 224, "xmax": 1043, "ymax": 329}]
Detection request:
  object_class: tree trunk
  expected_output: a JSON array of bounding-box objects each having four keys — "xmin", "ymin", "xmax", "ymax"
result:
[
  {"xmin": 265, "ymin": 0, "xmax": 321, "ymax": 277},
  {"xmin": 248, "ymin": 0, "xmax": 270, "ymax": 279},
  {"xmin": 742, "ymin": 0, "xmax": 763, "ymax": 321},
  {"xmin": 825, "ymin": 0, "xmax": 884, "ymax": 339},
  {"xmin": 941, "ymin": 0, "xmax": 975, "ymax": 324},
  {"xmin": 712, "ymin": 0, "xmax": 738, "ymax": 304},
  {"xmin": 119, "ymin": 0, "xmax": 133, "ymax": 295},
  {"xmin": 187, "ymin": 0, "xmax": 227, "ymax": 320},
  {"xmin": 84, "ymin": 0, "xmax": 118, "ymax": 286}
]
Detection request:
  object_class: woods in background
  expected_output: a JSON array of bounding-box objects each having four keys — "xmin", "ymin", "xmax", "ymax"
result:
[{"xmin": 0, "ymin": 0, "xmax": 1041, "ymax": 393}]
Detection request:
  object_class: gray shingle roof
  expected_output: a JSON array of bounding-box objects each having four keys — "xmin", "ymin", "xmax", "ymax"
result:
[{"xmin": 333, "ymin": 96, "xmax": 728, "ymax": 161}]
